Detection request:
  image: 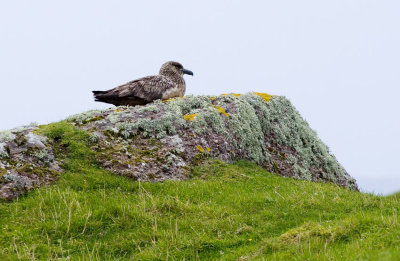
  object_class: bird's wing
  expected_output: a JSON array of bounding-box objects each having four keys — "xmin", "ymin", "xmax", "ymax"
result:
[{"xmin": 105, "ymin": 75, "xmax": 175, "ymax": 102}]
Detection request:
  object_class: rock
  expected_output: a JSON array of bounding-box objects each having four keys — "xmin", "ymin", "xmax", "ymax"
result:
[
  {"xmin": 0, "ymin": 92, "xmax": 358, "ymax": 200},
  {"xmin": 25, "ymin": 132, "xmax": 46, "ymax": 149},
  {"xmin": 68, "ymin": 92, "xmax": 357, "ymax": 190},
  {"xmin": 0, "ymin": 125, "xmax": 61, "ymax": 200}
]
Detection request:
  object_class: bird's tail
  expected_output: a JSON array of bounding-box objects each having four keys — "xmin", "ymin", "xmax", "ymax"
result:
[
  {"xmin": 92, "ymin": 90, "xmax": 107, "ymax": 95},
  {"xmin": 92, "ymin": 90, "xmax": 108, "ymax": 102}
]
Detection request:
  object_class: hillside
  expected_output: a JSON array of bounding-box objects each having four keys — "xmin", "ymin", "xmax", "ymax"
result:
[
  {"xmin": 2, "ymin": 93, "xmax": 397, "ymax": 260},
  {"xmin": 0, "ymin": 125, "xmax": 399, "ymax": 259}
]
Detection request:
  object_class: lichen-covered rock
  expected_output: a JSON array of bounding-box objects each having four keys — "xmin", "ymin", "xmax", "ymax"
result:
[
  {"xmin": 0, "ymin": 125, "xmax": 61, "ymax": 200},
  {"xmin": 0, "ymin": 92, "xmax": 358, "ymax": 200},
  {"xmin": 69, "ymin": 92, "xmax": 357, "ymax": 190}
]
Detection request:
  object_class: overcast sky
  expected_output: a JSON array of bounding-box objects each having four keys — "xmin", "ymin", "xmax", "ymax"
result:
[{"xmin": 1, "ymin": 0, "xmax": 399, "ymax": 195}]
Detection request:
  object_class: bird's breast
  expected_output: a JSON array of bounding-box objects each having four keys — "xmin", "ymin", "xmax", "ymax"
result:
[{"xmin": 161, "ymin": 83, "xmax": 186, "ymax": 100}]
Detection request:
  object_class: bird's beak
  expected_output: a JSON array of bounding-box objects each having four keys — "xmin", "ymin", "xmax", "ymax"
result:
[{"xmin": 183, "ymin": 68, "xmax": 194, "ymax": 76}]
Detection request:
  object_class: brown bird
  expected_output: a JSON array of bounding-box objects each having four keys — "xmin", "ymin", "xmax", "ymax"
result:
[{"xmin": 93, "ymin": 61, "xmax": 193, "ymax": 106}]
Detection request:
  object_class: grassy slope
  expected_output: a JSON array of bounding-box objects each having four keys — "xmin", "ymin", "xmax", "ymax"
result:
[{"xmin": 0, "ymin": 122, "xmax": 399, "ymax": 260}]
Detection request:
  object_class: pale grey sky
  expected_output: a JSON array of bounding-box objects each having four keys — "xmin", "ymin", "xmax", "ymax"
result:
[{"xmin": 1, "ymin": 0, "xmax": 399, "ymax": 194}]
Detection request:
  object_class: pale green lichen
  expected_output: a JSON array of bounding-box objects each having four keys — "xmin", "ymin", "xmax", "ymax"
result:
[
  {"xmin": 187, "ymin": 109, "xmax": 208, "ymax": 135},
  {"xmin": 287, "ymin": 154, "xmax": 298, "ymax": 165},
  {"xmin": 105, "ymin": 109, "xmax": 132, "ymax": 124},
  {"xmin": 116, "ymin": 112, "xmax": 179, "ymax": 139},
  {"xmin": 137, "ymin": 105, "xmax": 160, "ymax": 113},
  {"xmin": 294, "ymin": 164, "xmax": 312, "ymax": 181},
  {"xmin": 172, "ymin": 95, "xmax": 213, "ymax": 115},
  {"xmin": 88, "ymin": 132, "xmax": 100, "ymax": 143},
  {"xmin": 0, "ymin": 143, "xmax": 9, "ymax": 159},
  {"xmin": 114, "ymin": 96, "xmax": 217, "ymax": 139},
  {"xmin": 0, "ymin": 130, "xmax": 15, "ymax": 144},
  {"xmin": 229, "ymin": 95, "xmax": 268, "ymax": 163},
  {"xmin": 183, "ymin": 106, "xmax": 228, "ymax": 135},
  {"xmin": 33, "ymin": 149, "xmax": 49, "ymax": 162},
  {"xmin": 202, "ymin": 107, "xmax": 228, "ymax": 135},
  {"xmin": 172, "ymin": 95, "xmax": 230, "ymax": 135},
  {"xmin": 246, "ymin": 94, "xmax": 349, "ymax": 184},
  {"xmin": 67, "ymin": 109, "xmax": 105, "ymax": 124}
]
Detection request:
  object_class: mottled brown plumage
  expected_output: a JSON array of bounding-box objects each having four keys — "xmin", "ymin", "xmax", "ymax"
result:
[{"xmin": 92, "ymin": 61, "xmax": 193, "ymax": 106}]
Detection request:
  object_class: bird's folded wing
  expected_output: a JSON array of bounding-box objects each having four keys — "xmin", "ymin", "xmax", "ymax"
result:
[{"xmin": 112, "ymin": 75, "xmax": 175, "ymax": 102}]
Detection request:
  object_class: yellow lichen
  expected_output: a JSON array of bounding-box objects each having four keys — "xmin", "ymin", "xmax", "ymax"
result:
[
  {"xmin": 115, "ymin": 108, "xmax": 122, "ymax": 112},
  {"xmin": 222, "ymin": 93, "xmax": 241, "ymax": 97},
  {"xmin": 206, "ymin": 147, "xmax": 211, "ymax": 152},
  {"xmin": 211, "ymin": 96, "xmax": 217, "ymax": 100},
  {"xmin": 163, "ymin": 98, "xmax": 177, "ymax": 102},
  {"xmin": 254, "ymin": 92, "xmax": 272, "ymax": 102},
  {"xmin": 196, "ymin": 145, "xmax": 204, "ymax": 153},
  {"xmin": 183, "ymin": 113, "xmax": 197, "ymax": 121},
  {"xmin": 212, "ymin": 106, "xmax": 229, "ymax": 117}
]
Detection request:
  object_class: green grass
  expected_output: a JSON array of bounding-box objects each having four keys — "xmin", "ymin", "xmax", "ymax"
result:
[{"xmin": 0, "ymin": 122, "xmax": 399, "ymax": 260}]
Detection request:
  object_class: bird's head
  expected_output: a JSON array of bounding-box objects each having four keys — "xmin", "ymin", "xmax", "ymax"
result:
[{"xmin": 159, "ymin": 61, "xmax": 193, "ymax": 77}]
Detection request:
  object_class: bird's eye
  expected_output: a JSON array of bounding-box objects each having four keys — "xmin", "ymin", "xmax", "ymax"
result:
[{"xmin": 172, "ymin": 62, "xmax": 183, "ymax": 69}]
